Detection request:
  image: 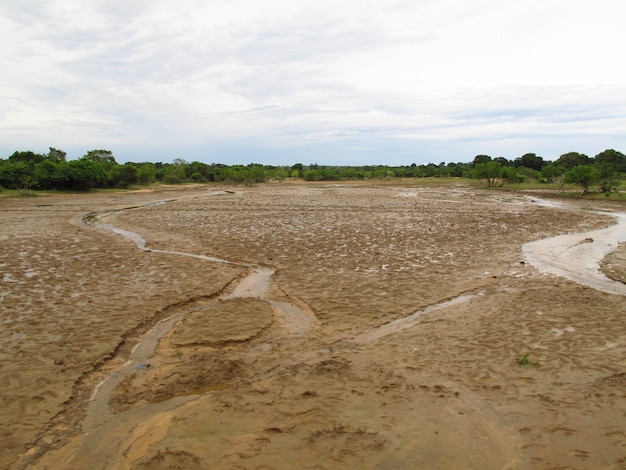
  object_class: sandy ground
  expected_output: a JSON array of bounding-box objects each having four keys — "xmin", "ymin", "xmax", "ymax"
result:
[{"xmin": 1, "ymin": 181, "xmax": 626, "ymax": 469}]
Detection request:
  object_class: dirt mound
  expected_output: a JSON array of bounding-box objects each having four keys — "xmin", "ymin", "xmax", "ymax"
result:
[
  {"xmin": 133, "ymin": 450, "xmax": 201, "ymax": 470},
  {"xmin": 304, "ymin": 423, "xmax": 389, "ymax": 458},
  {"xmin": 601, "ymin": 241, "xmax": 626, "ymax": 283},
  {"xmin": 309, "ymin": 358, "xmax": 353, "ymax": 378},
  {"xmin": 170, "ymin": 297, "xmax": 274, "ymax": 346},
  {"xmin": 595, "ymin": 371, "xmax": 626, "ymax": 389},
  {"xmin": 110, "ymin": 352, "xmax": 246, "ymax": 413}
]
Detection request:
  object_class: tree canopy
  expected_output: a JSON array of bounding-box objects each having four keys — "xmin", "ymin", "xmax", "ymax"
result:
[
  {"xmin": 563, "ymin": 165, "xmax": 600, "ymax": 195},
  {"xmin": 1, "ymin": 147, "xmax": 624, "ymax": 193}
]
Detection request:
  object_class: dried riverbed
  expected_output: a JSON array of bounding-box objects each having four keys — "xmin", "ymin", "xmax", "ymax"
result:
[{"xmin": 2, "ymin": 182, "xmax": 626, "ymax": 469}]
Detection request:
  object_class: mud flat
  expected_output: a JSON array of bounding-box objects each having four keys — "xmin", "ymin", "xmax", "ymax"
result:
[{"xmin": 2, "ymin": 182, "xmax": 626, "ymax": 469}]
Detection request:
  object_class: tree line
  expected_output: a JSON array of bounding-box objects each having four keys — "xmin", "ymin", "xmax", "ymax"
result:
[
  {"xmin": 471, "ymin": 150, "xmax": 626, "ymax": 194},
  {"xmin": 0, "ymin": 147, "xmax": 624, "ymax": 194}
]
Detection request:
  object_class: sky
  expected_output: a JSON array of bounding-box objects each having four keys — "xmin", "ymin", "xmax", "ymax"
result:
[{"xmin": 1, "ymin": 0, "xmax": 625, "ymax": 166}]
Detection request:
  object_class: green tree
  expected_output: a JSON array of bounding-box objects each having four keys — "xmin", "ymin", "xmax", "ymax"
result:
[
  {"xmin": 493, "ymin": 157, "xmax": 511, "ymax": 166},
  {"xmin": 373, "ymin": 166, "xmax": 393, "ymax": 179},
  {"xmin": 555, "ymin": 152, "xmax": 590, "ymax": 169},
  {"xmin": 162, "ymin": 162, "xmax": 186, "ymax": 184},
  {"xmin": 82, "ymin": 149, "xmax": 117, "ymax": 187},
  {"xmin": 540, "ymin": 164, "xmax": 566, "ymax": 183},
  {"xmin": 272, "ymin": 166, "xmax": 290, "ymax": 180},
  {"xmin": 136, "ymin": 163, "xmax": 157, "ymax": 184},
  {"xmin": 46, "ymin": 147, "xmax": 67, "ymax": 163},
  {"xmin": 205, "ymin": 164, "xmax": 226, "ymax": 182},
  {"xmin": 472, "ymin": 154, "xmax": 492, "ymax": 166},
  {"xmin": 59, "ymin": 159, "xmax": 107, "ymax": 190},
  {"xmin": 515, "ymin": 166, "xmax": 540, "ymax": 181},
  {"xmin": 8, "ymin": 150, "xmax": 45, "ymax": 164},
  {"xmin": 474, "ymin": 161, "xmax": 503, "ymax": 186},
  {"xmin": 108, "ymin": 164, "xmax": 137, "ymax": 188},
  {"xmin": 246, "ymin": 163, "xmax": 267, "ymax": 183},
  {"xmin": 514, "ymin": 153, "xmax": 544, "ymax": 171},
  {"xmin": 187, "ymin": 161, "xmax": 209, "ymax": 181},
  {"xmin": 82, "ymin": 149, "xmax": 116, "ymax": 164},
  {"xmin": 594, "ymin": 149, "xmax": 626, "ymax": 172},
  {"xmin": 33, "ymin": 160, "xmax": 61, "ymax": 189},
  {"xmin": 501, "ymin": 166, "xmax": 523, "ymax": 183},
  {"xmin": 564, "ymin": 165, "xmax": 600, "ymax": 195},
  {"xmin": 0, "ymin": 161, "xmax": 34, "ymax": 189},
  {"xmin": 445, "ymin": 162, "xmax": 464, "ymax": 177},
  {"xmin": 420, "ymin": 163, "xmax": 440, "ymax": 177},
  {"xmin": 302, "ymin": 169, "xmax": 321, "ymax": 181}
]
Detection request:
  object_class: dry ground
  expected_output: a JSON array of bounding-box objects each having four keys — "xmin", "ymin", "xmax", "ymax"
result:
[{"xmin": 1, "ymin": 181, "xmax": 625, "ymax": 469}]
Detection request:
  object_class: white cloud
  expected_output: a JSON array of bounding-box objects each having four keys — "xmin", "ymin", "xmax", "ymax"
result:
[{"xmin": 0, "ymin": 0, "xmax": 625, "ymax": 163}]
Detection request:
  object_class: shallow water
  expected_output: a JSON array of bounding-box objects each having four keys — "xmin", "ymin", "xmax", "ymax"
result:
[
  {"xmin": 223, "ymin": 266, "xmax": 274, "ymax": 299},
  {"xmin": 84, "ymin": 307, "xmax": 193, "ymax": 430},
  {"xmin": 523, "ymin": 201, "xmax": 626, "ymax": 295}
]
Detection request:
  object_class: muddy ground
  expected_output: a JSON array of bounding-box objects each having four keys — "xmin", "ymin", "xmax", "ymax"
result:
[{"xmin": 1, "ymin": 181, "xmax": 625, "ymax": 469}]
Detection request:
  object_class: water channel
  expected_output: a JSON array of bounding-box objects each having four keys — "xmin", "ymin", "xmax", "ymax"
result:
[{"xmin": 522, "ymin": 198, "xmax": 626, "ymax": 295}]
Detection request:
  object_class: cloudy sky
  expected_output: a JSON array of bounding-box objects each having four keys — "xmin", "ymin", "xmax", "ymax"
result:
[{"xmin": 1, "ymin": 1, "xmax": 625, "ymax": 165}]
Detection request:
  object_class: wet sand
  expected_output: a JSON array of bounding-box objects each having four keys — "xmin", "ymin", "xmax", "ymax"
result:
[{"xmin": 1, "ymin": 181, "xmax": 626, "ymax": 469}]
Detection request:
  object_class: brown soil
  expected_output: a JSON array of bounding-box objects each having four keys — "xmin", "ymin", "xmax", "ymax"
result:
[
  {"xmin": 603, "ymin": 242, "xmax": 626, "ymax": 284},
  {"xmin": 1, "ymin": 181, "xmax": 626, "ymax": 469}
]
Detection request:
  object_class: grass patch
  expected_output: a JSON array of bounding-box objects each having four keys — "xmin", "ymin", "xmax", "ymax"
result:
[
  {"xmin": 576, "ymin": 191, "xmax": 626, "ymax": 202},
  {"xmin": 0, "ymin": 188, "xmax": 39, "ymax": 198},
  {"xmin": 516, "ymin": 353, "xmax": 539, "ymax": 368}
]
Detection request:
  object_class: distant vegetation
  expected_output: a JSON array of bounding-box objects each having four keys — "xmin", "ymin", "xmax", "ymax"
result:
[{"xmin": 1, "ymin": 147, "xmax": 625, "ymax": 196}]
